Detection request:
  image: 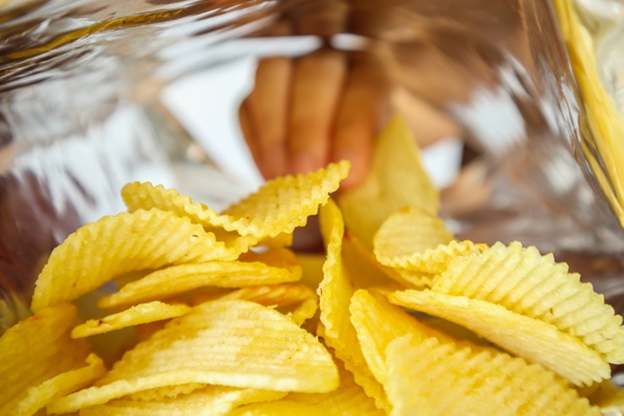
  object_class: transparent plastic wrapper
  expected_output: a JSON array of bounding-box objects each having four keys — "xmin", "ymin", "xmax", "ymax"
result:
[{"xmin": 0, "ymin": 0, "xmax": 623, "ymax": 335}]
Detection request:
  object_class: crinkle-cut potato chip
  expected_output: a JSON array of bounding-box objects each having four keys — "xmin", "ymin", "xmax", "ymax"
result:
[
  {"xmin": 197, "ymin": 284, "xmax": 318, "ymax": 327},
  {"xmin": 376, "ymin": 239, "xmax": 486, "ymax": 275},
  {"xmin": 1, "ymin": 304, "xmax": 91, "ymax": 415},
  {"xmin": 18, "ymin": 353, "xmax": 105, "ymax": 416},
  {"xmin": 71, "ymin": 302, "xmax": 191, "ymax": 338},
  {"xmin": 48, "ymin": 299, "xmax": 338, "ymax": 413},
  {"xmin": 338, "ymin": 114, "xmax": 439, "ymax": 250},
  {"xmin": 349, "ymin": 289, "xmax": 474, "ymax": 388},
  {"xmin": 431, "ymin": 241, "xmax": 624, "ymax": 363},
  {"xmin": 238, "ymin": 247, "xmax": 301, "ymax": 272},
  {"xmin": 581, "ymin": 379, "xmax": 624, "ymax": 413},
  {"xmin": 31, "ymin": 209, "xmax": 235, "ymax": 313},
  {"xmin": 373, "ymin": 205, "xmax": 454, "ymax": 261},
  {"xmin": 126, "ymin": 383, "xmax": 205, "ymax": 401},
  {"xmin": 123, "ymin": 161, "xmax": 349, "ymax": 239},
  {"xmin": 389, "ymin": 289, "xmax": 611, "ymax": 386},
  {"xmin": 98, "ymin": 260, "xmax": 301, "ymax": 310},
  {"xmin": 385, "ymin": 333, "xmax": 601, "ymax": 416},
  {"xmin": 229, "ymin": 355, "xmax": 384, "ymax": 416},
  {"xmin": 122, "ymin": 179, "xmax": 293, "ymax": 250},
  {"xmin": 342, "ymin": 230, "xmax": 404, "ymax": 289},
  {"xmin": 318, "ymin": 199, "xmax": 390, "ymax": 412},
  {"xmin": 79, "ymin": 386, "xmax": 286, "ymax": 416},
  {"xmin": 295, "ymin": 253, "xmax": 326, "ymax": 290}
]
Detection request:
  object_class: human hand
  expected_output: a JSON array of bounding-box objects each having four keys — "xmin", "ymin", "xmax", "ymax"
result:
[{"xmin": 239, "ymin": 48, "xmax": 390, "ymax": 190}]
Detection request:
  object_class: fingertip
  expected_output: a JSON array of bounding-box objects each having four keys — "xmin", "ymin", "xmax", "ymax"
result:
[
  {"xmin": 332, "ymin": 148, "xmax": 370, "ymax": 190},
  {"xmin": 259, "ymin": 145, "xmax": 288, "ymax": 179},
  {"xmin": 289, "ymin": 154, "xmax": 325, "ymax": 176}
]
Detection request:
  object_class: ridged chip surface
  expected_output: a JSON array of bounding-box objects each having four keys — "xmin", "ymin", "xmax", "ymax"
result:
[
  {"xmin": 318, "ymin": 200, "xmax": 390, "ymax": 412},
  {"xmin": 123, "ymin": 161, "xmax": 349, "ymax": 239},
  {"xmin": 374, "ymin": 206, "xmax": 454, "ymax": 261},
  {"xmin": 98, "ymin": 260, "xmax": 301, "ymax": 310},
  {"xmin": 72, "ymin": 302, "xmax": 191, "ymax": 338},
  {"xmin": 48, "ymin": 300, "xmax": 338, "ymax": 413},
  {"xmin": 0, "ymin": 304, "xmax": 91, "ymax": 415},
  {"xmin": 389, "ymin": 289, "xmax": 611, "ymax": 386},
  {"xmin": 385, "ymin": 334, "xmax": 601, "ymax": 416},
  {"xmin": 19, "ymin": 353, "xmax": 106, "ymax": 416},
  {"xmin": 228, "ymin": 357, "xmax": 384, "ymax": 416},
  {"xmin": 79, "ymin": 387, "xmax": 286, "ymax": 416},
  {"xmin": 338, "ymin": 114, "xmax": 439, "ymax": 250},
  {"xmin": 31, "ymin": 209, "xmax": 233, "ymax": 313},
  {"xmin": 431, "ymin": 241, "xmax": 624, "ymax": 363},
  {"xmin": 377, "ymin": 239, "xmax": 486, "ymax": 275}
]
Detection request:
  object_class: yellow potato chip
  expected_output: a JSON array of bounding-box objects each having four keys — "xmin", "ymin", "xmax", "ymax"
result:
[
  {"xmin": 98, "ymin": 260, "xmax": 301, "ymax": 310},
  {"xmin": 338, "ymin": 114, "xmax": 439, "ymax": 249},
  {"xmin": 17, "ymin": 354, "xmax": 105, "ymax": 416},
  {"xmin": 31, "ymin": 209, "xmax": 235, "ymax": 313},
  {"xmin": 582, "ymin": 379, "xmax": 624, "ymax": 413},
  {"xmin": 79, "ymin": 386, "xmax": 286, "ymax": 416},
  {"xmin": 123, "ymin": 161, "xmax": 349, "ymax": 239},
  {"xmin": 389, "ymin": 289, "xmax": 610, "ymax": 386},
  {"xmin": 48, "ymin": 300, "xmax": 338, "ymax": 413},
  {"xmin": 342, "ymin": 230, "xmax": 403, "ymax": 289},
  {"xmin": 385, "ymin": 333, "xmax": 601, "ymax": 416},
  {"xmin": 229, "ymin": 355, "xmax": 384, "ymax": 416},
  {"xmin": 318, "ymin": 199, "xmax": 390, "ymax": 412},
  {"xmin": 431, "ymin": 241, "xmax": 624, "ymax": 363},
  {"xmin": 238, "ymin": 247, "xmax": 301, "ymax": 272},
  {"xmin": 295, "ymin": 253, "xmax": 326, "ymax": 290},
  {"xmin": 201, "ymin": 284, "xmax": 318, "ymax": 327},
  {"xmin": 1, "ymin": 304, "xmax": 91, "ymax": 415},
  {"xmin": 376, "ymin": 239, "xmax": 486, "ymax": 275},
  {"xmin": 71, "ymin": 302, "xmax": 191, "ymax": 338},
  {"xmin": 120, "ymin": 182, "xmax": 262, "ymax": 253},
  {"xmin": 373, "ymin": 206, "xmax": 454, "ymax": 261},
  {"xmin": 349, "ymin": 289, "xmax": 462, "ymax": 387}
]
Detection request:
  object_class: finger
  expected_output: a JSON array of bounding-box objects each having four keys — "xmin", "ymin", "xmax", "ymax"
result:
[
  {"xmin": 289, "ymin": 48, "xmax": 347, "ymax": 175},
  {"xmin": 332, "ymin": 53, "xmax": 390, "ymax": 189},
  {"xmin": 246, "ymin": 57, "xmax": 293, "ymax": 179},
  {"xmin": 238, "ymin": 100, "xmax": 262, "ymax": 165}
]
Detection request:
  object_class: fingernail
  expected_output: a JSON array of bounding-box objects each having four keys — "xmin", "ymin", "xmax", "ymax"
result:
[
  {"xmin": 260, "ymin": 146, "xmax": 287, "ymax": 179},
  {"xmin": 290, "ymin": 154, "xmax": 321, "ymax": 175}
]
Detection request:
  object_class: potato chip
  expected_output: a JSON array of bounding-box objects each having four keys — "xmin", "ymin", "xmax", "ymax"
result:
[
  {"xmin": 295, "ymin": 253, "xmax": 326, "ymax": 290},
  {"xmin": 79, "ymin": 386, "xmax": 286, "ymax": 416},
  {"xmin": 376, "ymin": 239, "xmax": 486, "ymax": 275},
  {"xmin": 199, "ymin": 284, "xmax": 318, "ymax": 327},
  {"xmin": 338, "ymin": 114, "xmax": 439, "ymax": 249},
  {"xmin": 71, "ymin": 302, "xmax": 191, "ymax": 338},
  {"xmin": 349, "ymin": 289, "xmax": 463, "ymax": 387},
  {"xmin": 17, "ymin": 353, "xmax": 105, "ymax": 416},
  {"xmin": 431, "ymin": 241, "xmax": 624, "ymax": 363},
  {"xmin": 389, "ymin": 289, "xmax": 610, "ymax": 386},
  {"xmin": 31, "ymin": 209, "xmax": 235, "ymax": 313},
  {"xmin": 342, "ymin": 230, "xmax": 404, "ymax": 289},
  {"xmin": 48, "ymin": 300, "xmax": 338, "ymax": 413},
  {"xmin": 238, "ymin": 247, "xmax": 301, "ymax": 272},
  {"xmin": 1, "ymin": 304, "xmax": 91, "ymax": 415},
  {"xmin": 120, "ymin": 181, "xmax": 263, "ymax": 254},
  {"xmin": 98, "ymin": 260, "xmax": 301, "ymax": 310},
  {"xmin": 229, "ymin": 355, "xmax": 384, "ymax": 416},
  {"xmin": 581, "ymin": 379, "xmax": 624, "ymax": 413},
  {"xmin": 373, "ymin": 206, "xmax": 454, "ymax": 261},
  {"xmin": 123, "ymin": 161, "xmax": 349, "ymax": 239},
  {"xmin": 318, "ymin": 199, "xmax": 390, "ymax": 412},
  {"xmin": 385, "ymin": 333, "xmax": 601, "ymax": 416}
]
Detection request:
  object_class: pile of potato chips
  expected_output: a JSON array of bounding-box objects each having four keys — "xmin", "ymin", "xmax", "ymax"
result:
[{"xmin": 2, "ymin": 115, "xmax": 624, "ymax": 415}]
